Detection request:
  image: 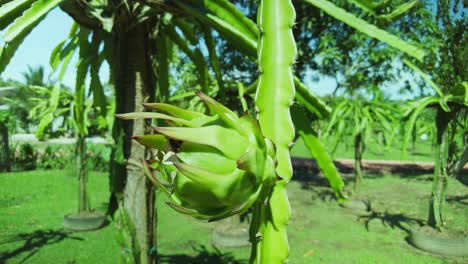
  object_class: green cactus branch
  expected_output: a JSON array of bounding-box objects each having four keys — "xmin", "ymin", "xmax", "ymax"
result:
[
  {"xmin": 119, "ymin": 1, "xmax": 299, "ymax": 262},
  {"xmin": 256, "ymin": 0, "xmax": 296, "ymax": 182},
  {"xmin": 304, "ymin": 0, "xmax": 426, "ymax": 61},
  {"xmin": 249, "ymin": 0, "xmax": 297, "ymax": 263}
]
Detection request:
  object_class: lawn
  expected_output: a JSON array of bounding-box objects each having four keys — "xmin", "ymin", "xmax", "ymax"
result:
[
  {"xmin": 0, "ymin": 169, "xmax": 466, "ymax": 263},
  {"xmin": 291, "ymin": 136, "xmax": 434, "ymax": 162}
]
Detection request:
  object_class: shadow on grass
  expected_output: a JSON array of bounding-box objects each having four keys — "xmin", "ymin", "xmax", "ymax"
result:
[
  {"xmin": 300, "ymin": 184, "xmax": 338, "ymax": 202},
  {"xmin": 359, "ymin": 211, "xmax": 425, "ymax": 233},
  {"xmin": 159, "ymin": 245, "xmax": 246, "ymax": 264},
  {"xmin": 291, "ymin": 157, "xmax": 434, "ymax": 185},
  {"xmin": 446, "ymin": 194, "xmax": 468, "ymax": 206},
  {"xmin": 410, "ymin": 151, "xmax": 432, "ymax": 157},
  {"xmin": 456, "ymin": 175, "xmax": 468, "ymax": 187},
  {"xmin": 0, "ymin": 229, "xmax": 83, "ymax": 263},
  {"xmin": 365, "ymin": 170, "xmax": 433, "ymax": 180}
]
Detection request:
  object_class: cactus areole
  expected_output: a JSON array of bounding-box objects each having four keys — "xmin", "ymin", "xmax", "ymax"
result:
[{"xmin": 117, "ymin": 0, "xmax": 297, "ymax": 262}]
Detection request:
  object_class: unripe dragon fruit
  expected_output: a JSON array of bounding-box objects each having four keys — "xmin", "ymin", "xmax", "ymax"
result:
[{"xmin": 117, "ymin": 91, "xmax": 277, "ymax": 221}]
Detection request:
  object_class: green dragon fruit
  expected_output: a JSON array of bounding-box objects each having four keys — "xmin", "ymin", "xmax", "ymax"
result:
[{"xmin": 116, "ymin": 91, "xmax": 277, "ymax": 221}]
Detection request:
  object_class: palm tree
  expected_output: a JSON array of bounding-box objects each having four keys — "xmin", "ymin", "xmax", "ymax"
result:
[
  {"xmin": 0, "ymin": 79, "xmax": 35, "ymax": 133},
  {"xmin": 0, "ymin": 65, "xmax": 64, "ymax": 134},
  {"xmin": 21, "ymin": 65, "xmax": 48, "ymax": 86}
]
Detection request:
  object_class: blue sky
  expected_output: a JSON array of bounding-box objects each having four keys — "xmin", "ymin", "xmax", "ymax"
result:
[
  {"xmin": 1, "ymin": 9, "xmax": 110, "ymax": 88},
  {"xmin": 1, "ymin": 7, "xmax": 412, "ymax": 99},
  {"xmin": 2, "ymin": 9, "xmax": 76, "ymax": 86}
]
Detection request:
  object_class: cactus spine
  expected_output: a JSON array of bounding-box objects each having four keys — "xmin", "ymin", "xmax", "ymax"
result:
[{"xmin": 251, "ymin": 0, "xmax": 296, "ymax": 263}]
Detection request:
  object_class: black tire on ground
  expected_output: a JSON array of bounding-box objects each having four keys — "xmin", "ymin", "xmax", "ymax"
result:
[
  {"xmin": 211, "ymin": 225, "xmax": 250, "ymax": 248},
  {"xmin": 64, "ymin": 211, "xmax": 106, "ymax": 231},
  {"xmin": 408, "ymin": 227, "xmax": 468, "ymax": 257}
]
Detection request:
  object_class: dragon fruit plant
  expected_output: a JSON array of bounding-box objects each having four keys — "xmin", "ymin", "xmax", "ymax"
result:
[{"xmin": 117, "ymin": 0, "xmax": 297, "ymax": 262}]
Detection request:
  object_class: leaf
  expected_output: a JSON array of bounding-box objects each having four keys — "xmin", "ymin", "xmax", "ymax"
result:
[
  {"xmin": 173, "ymin": 162, "xmax": 240, "ymax": 194},
  {"xmin": 0, "ymin": 2, "xmax": 54, "ymax": 75},
  {"xmin": 193, "ymin": 49, "xmax": 209, "ymax": 92},
  {"xmin": 142, "ymin": 159, "xmax": 171, "ymax": 196},
  {"xmin": 304, "ymin": 0, "xmax": 426, "ymax": 61},
  {"xmin": 348, "ymin": 0, "xmax": 419, "ymax": 21},
  {"xmin": 0, "ymin": 24, "xmax": 32, "ymax": 74},
  {"xmin": 178, "ymin": 142, "xmax": 237, "ymax": 174},
  {"xmin": 155, "ymin": 36, "xmax": 170, "ymax": 101},
  {"xmin": 201, "ymin": 0, "xmax": 259, "ymax": 40},
  {"xmin": 156, "ymin": 125, "xmax": 248, "ymax": 159},
  {"xmin": 237, "ymin": 82, "xmax": 248, "ymax": 112},
  {"xmin": 380, "ymin": 0, "xmax": 419, "ymax": 20},
  {"xmin": 49, "ymin": 23, "xmax": 78, "ymax": 70},
  {"xmin": 35, "ymin": 83, "xmax": 61, "ymax": 139},
  {"xmin": 180, "ymin": 0, "xmax": 330, "ymax": 120},
  {"xmin": 143, "ymin": 103, "xmax": 205, "ymax": 120},
  {"xmin": 401, "ymin": 96, "xmax": 439, "ymax": 158},
  {"xmin": 166, "ymin": 202, "xmax": 213, "ymax": 220},
  {"xmin": 165, "ymin": 24, "xmax": 195, "ymax": 59},
  {"xmin": 463, "ymin": 81, "xmax": 468, "ymax": 105},
  {"xmin": 57, "ymin": 39, "xmax": 77, "ymax": 80},
  {"xmin": 372, "ymin": 107, "xmax": 394, "ymax": 137},
  {"xmin": 169, "ymin": 91, "xmax": 196, "ymax": 102},
  {"xmin": 196, "ymin": 91, "xmax": 240, "ymax": 130},
  {"xmin": 49, "ymin": 31, "xmax": 79, "ymax": 81},
  {"xmin": 403, "ymin": 58, "xmax": 443, "ymax": 97},
  {"xmin": 0, "ymin": 0, "xmax": 34, "ymax": 31},
  {"xmin": 3, "ymin": 0, "xmax": 63, "ymax": 43},
  {"xmin": 164, "ymin": 24, "xmax": 209, "ymax": 92},
  {"xmin": 294, "ymin": 77, "xmax": 331, "ymax": 119},
  {"xmin": 173, "ymin": 18, "xmax": 198, "ymax": 45},
  {"xmin": 73, "ymin": 27, "xmax": 91, "ymax": 137},
  {"xmin": 89, "ymin": 31, "xmax": 107, "ymax": 116},
  {"xmin": 439, "ymin": 95, "xmax": 451, "ymax": 112},
  {"xmin": 116, "ymin": 112, "xmax": 198, "ymax": 127},
  {"xmin": 347, "ymin": 0, "xmax": 379, "ymax": 15},
  {"xmin": 49, "ymin": 39, "xmax": 66, "ymax": 70},
  {"xmin": 323, "ymin": 100, "xmax": 349, "ymax": 139},
  {"xmin": 172, "ymin": 0, "xmax": 257, "ymax": 57},
  {"xmin": 292, "ymin": 106, "xmax": 346, "ymax": 201},
  {"xmin": 203, "ymin": 25, "xmax": 224, "ymax": 94}
]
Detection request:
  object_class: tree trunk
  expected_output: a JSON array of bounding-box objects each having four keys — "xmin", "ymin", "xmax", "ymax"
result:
[
  {"xmin": 411, "ymin": 125, "xmax": 417, "ymax": 152},
  {"xmin": 109, "ymin": 21, "xmax": 157, "ymax": 264},
  {"xmin": 451, "ymin": 143, "xmax": 468, "ymax": 183},
  {"xmin": 77, "ymin": 135, "xmax": 88, "ymax": 212},
  {"xmin": 428, "ymin": 109, "xmax": 450, "ymax": 229},
  {"xmin": 0, "ymin": 123, "xmax": 11, "ymax": 172},
  {"xmin": 354, "ymin": 133, "xmax": 364, "ymax": 191}
]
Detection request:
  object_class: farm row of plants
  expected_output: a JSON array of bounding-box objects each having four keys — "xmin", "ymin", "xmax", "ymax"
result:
[
  {"xmin": 0, "ymin": 142, "xmax": 111, "ymax": 172},
  {"xmin": 0, "ymin": 0, "xmax": 466, "ymax": 263}
]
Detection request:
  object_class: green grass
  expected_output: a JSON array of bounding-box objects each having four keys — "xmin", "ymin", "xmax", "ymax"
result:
[
  {"xmin": 1, "ymin": 169, "xmax": 466, "ymax": 263},
  {"xmin": 291, "ymin": 136, "xmax": 434, "ymax": 162}
]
